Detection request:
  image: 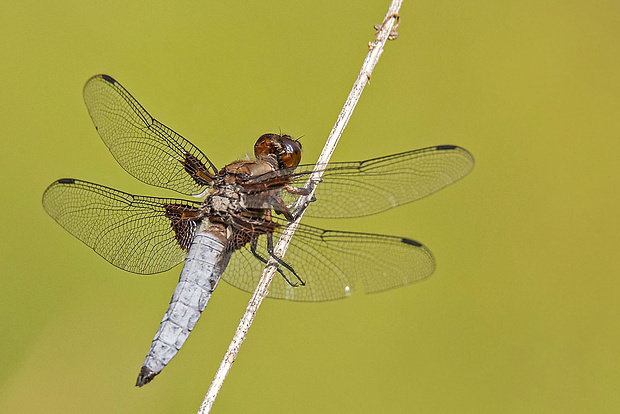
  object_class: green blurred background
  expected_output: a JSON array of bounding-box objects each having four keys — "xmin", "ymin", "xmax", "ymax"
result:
[{"xmin": 1, "ymin": 1, "xmax": 618, "ymax": 412}]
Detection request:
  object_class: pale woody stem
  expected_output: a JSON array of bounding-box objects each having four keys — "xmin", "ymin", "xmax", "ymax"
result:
[{"xmin": 198, "ymin": 1, "xmax": 403, "ymax": 412}]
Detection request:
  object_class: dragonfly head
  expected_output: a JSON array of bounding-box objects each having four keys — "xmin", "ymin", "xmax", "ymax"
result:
[{"xmin": 254, "ymin": 133, "xmax": 302, "ymax": 170}]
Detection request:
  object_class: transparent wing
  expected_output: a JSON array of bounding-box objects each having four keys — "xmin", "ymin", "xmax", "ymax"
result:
[
  {"xmin": 83, "ymin": 74, "xmax": 217, "ymax": 196},
  {"xmin": 222, "ymin": 217, "xmax": 435, "ymax": 302},
  {"xmin": 282, "ymin": 145, "xmax": 474, "ymax": 218},
  {"xmin": 42, "ymin": 179, "xmax": 203, "ymax": 274}
]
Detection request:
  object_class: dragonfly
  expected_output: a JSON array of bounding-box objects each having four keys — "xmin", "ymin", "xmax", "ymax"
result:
[{"xmin": 42, "ymin": 74, "xmax": 474, "ymax": 387}]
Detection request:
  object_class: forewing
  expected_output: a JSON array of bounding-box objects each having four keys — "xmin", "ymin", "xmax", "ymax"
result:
[
  {"xmin": 42, "ymin": 179, "xmax": 203, "ymax": 274},
  {"xmin": 222, "ymin": 218, "xmax": 435, "ymax": 301},
  {"xmin": 283, "ymin": 145, "xmax": 474, "ymax": 218},
  {"xmin": 83, "ymin": 74, "xmax": 217, "ymax": 196}
]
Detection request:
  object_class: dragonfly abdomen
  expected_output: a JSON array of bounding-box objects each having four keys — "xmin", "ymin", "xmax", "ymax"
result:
[{"xmin": 136, "ymin": 230, "xmax": 231, "ymax": 387}]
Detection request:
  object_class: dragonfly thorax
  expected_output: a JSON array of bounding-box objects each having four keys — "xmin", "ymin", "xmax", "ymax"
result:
[{"xmin": 204, "ymin": 184, "xmax": 244, "ymax": 224}]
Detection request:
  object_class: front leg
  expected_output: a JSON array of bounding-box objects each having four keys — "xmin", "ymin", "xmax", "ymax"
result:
[
  {"xmin": 284, "ymin": 185, "xmax": 311, "ymax": 196},
  {"xmin": 272, "ymin": 196, "xmax": 294, "ymax": 221},
  {"xmin": 272, "ymin": 192, "xmax": 316, "ymax": 222},
  {"xmin": 285, "ymin": 184, "xmax": 317, "ymax": 220},
  {"xmin": 290, "ymin": 196, "xmax": 316, "ymax": 220}
]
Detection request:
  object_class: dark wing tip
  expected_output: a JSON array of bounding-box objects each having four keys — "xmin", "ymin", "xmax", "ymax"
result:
[
  {"xmin": 57, "ymin": 178, "xmax": 76, "ymax": 184},
  {"xmin": 401, "ymin": 237, "xmax": 422, "ymax": 247},
  {"xmin": 136, "ymin": 366, "xmax": 159, "ymax": 387},
  {"xmin": 435, "ymin": 144, "xmax": 475, "ymax": 167},
  {"xmin": 100, "ymin": 74, "xmax": 117, "ymax": 84},
  {"xmin": 435, "ymin": 144, "xmax": 458, "ymax": 151}
]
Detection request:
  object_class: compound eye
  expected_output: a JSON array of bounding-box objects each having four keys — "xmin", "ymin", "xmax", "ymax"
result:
[
  {"xmin": 254, "ymin": 134, "xmax": 277, "ymax": 158},
  {"xmin": 279, "ymin": 138, "xmax": 302, "ymax": 169},
  {"xmin": 254, "ymin": 133, "xmax": 302, "ymax": 169}
]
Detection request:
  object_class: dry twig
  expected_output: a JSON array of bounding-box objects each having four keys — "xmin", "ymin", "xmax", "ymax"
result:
[{"xmin": 198, "ymin": 2, "xmax": 403, "ymax": 412}]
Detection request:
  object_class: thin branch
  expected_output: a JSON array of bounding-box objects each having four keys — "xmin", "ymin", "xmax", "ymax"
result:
[{"xmin": 198, "ymin": 2, "xmax": 402, "ymax": 412}]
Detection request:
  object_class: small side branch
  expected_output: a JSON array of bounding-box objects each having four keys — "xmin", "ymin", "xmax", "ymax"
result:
[{"xmin": 198, "ymin": 2, "xmax": 402, "ymax": 412}]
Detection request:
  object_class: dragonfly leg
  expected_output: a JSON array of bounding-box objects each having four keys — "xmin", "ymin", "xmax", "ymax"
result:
[
  {"xmin": 291, "ymin": 195, "xmax": 316, "ymax": 220},
  {"xmin": 250, "ymin": 238, "xmax": 300, "ymax": 287},
  {"xmin": 272, "ymin": 196, "xmax": 293, "ymax": 221},
  {"xmin": 266, "ymin": 232, "xmax": 306, "ymax": 287},
  {"xmin": 285, "ymin": 185, "xmax": 311, "ymax": 195}
]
